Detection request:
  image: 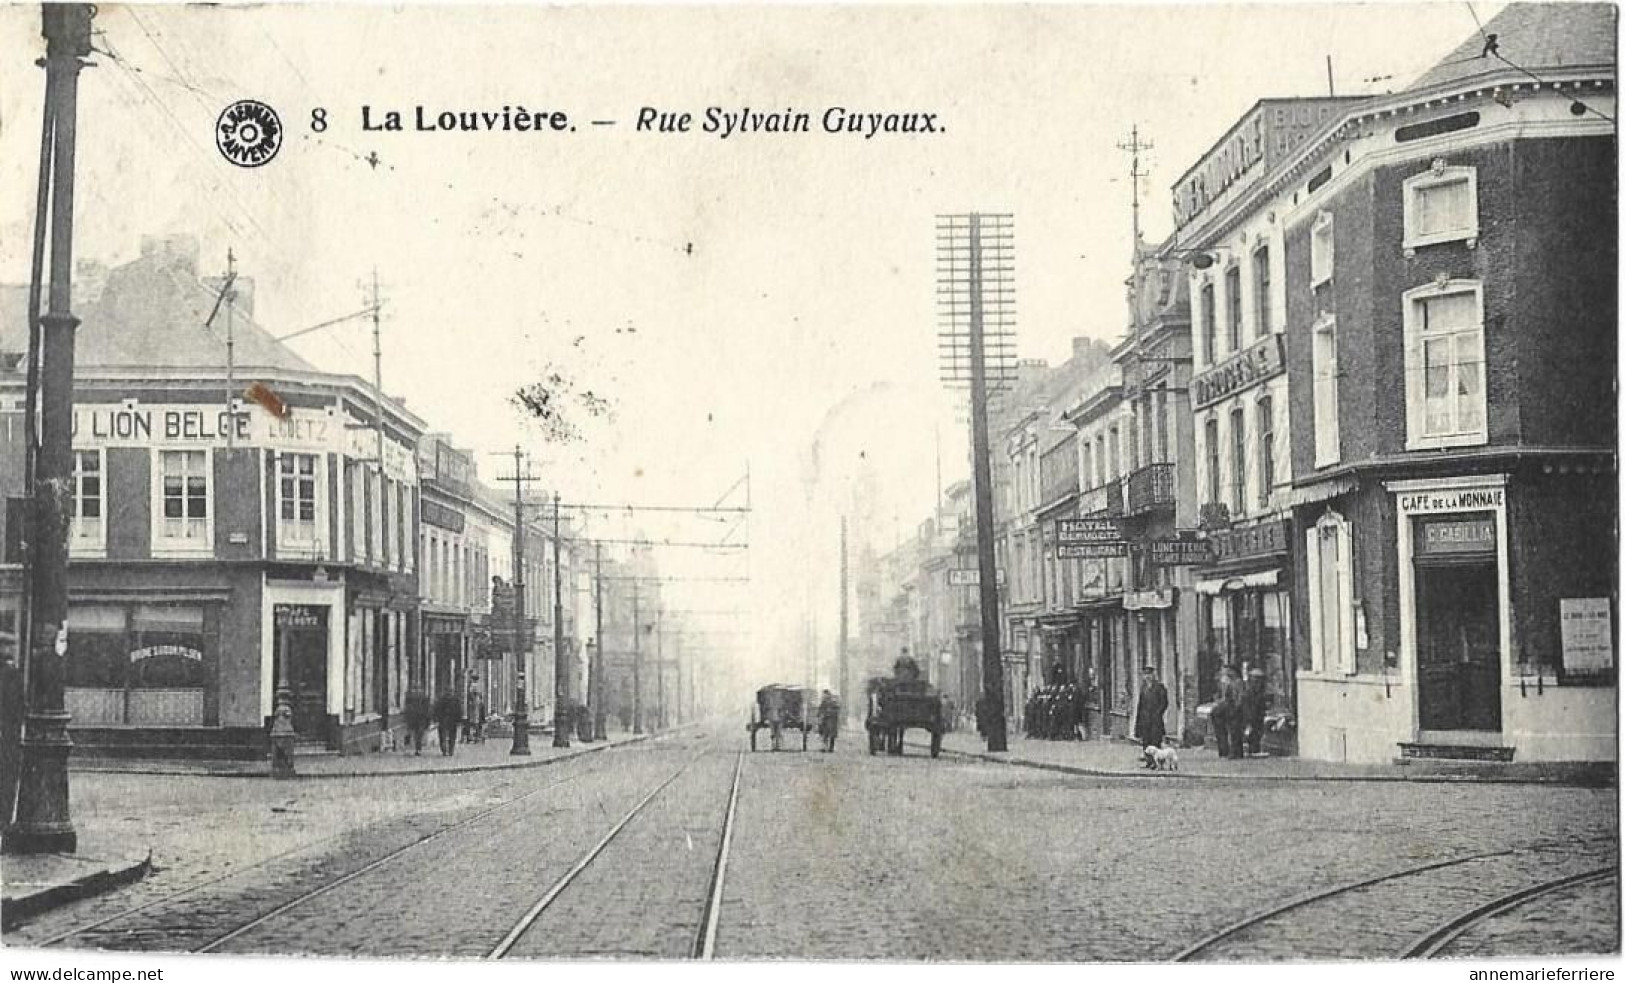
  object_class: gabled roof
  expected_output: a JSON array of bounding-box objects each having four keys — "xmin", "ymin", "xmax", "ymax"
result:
[
  {"xmin": 0, "ymin": 245, "xmax": 316, "ymax": 374},
  {"xmin": 1407, "ymin": 2, "xmax": 1615, "ymax": 93}
]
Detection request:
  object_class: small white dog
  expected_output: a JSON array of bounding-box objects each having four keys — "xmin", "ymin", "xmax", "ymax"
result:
[{"xmin": 1141, "ymin": 743, "xmax": 1180, "ymax": 771}]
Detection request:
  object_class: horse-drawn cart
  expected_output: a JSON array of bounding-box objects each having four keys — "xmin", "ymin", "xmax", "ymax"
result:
[
  {"xmin": 747, "ymin": 684, "xmax": 813, "ymax": 751},
  {"xmin": 865, "ymin": 676, "xmax": 944, "ymax": 758}
]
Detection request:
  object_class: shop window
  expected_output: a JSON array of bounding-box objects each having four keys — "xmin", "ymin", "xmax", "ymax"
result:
[
  {"xmin": 277, "ymin": 453, "xmax": 322, "ymax": 555},
  {"xmin": 64, "ymin": 604, "xmax": 206, "ymax": 726},
  {"xmin": 1312, "ymin": 314, "xmax": 1341, "ymax": 467},
  {"xmin": 154, "ymin": 449, "xmax": 210, "ymax": 552},
  {"xmin": 1405, "ymin": 281, "xmax": 1487, "ymax": 449},
  {"xmin": 1403, "ymin": 162, "xmax": 1478, "ymax": 252},
  {"xmin": 71, "ymin": 449, "xmax": 105, "ymax": 555},
  {"xmin": 1306, "ymin": 511, "xmax": 1355, "ymax": 675},
  {"xmin": 1310, "ymin": 212, "xmax": 1334, "ymax": 288}
]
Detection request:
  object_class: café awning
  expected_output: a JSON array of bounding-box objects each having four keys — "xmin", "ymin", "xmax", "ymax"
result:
[{"xmin": 1194, "ymin": 568, "xmax": 1280, "ymax": 595}]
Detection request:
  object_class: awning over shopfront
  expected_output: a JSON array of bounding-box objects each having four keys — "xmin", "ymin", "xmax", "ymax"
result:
[
  {"xmin": 1282, "ymin": 475, "xmax": 1358, "ymax": 509},
  {"xmin": 1123, "ymin": 589, "xmax": 1175, "ymax": 610},
  {"xmin": 1194, "ymin": 569, "xmax": 1279, "ymax": 595}
]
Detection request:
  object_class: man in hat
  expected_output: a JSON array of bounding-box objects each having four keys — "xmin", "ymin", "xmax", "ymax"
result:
[
  {"xmin": 1212, "ymin": 666, "xmax": 1245, "ymax": 759},
  {"xmin": 1133, "ymin": 665, "xmax": 1169, "ymax": 755},
  {"xmin": 1241, "ymin": 666, "xmax": 1272, "ymax": 757}
]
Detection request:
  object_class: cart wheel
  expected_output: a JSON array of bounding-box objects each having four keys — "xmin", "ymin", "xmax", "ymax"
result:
[{"xmin": 930, "ymin": 730, "xmax": 942, "ymax": 759}]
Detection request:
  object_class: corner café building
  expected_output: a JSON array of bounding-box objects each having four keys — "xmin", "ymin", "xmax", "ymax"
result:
[{"xmin": 0, "ymin": 242, "xmax": 424, "ymax": 758}]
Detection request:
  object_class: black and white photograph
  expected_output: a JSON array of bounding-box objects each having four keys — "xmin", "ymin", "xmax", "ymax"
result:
[{"xmin": 0, "ymin": 0, "xmax": 1618, "ymax": 972}]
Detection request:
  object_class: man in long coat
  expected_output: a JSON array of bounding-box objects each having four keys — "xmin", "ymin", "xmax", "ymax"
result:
[{"xmin": 1133, "ymin": 665, "xmax": 1169, "ymax": 752}]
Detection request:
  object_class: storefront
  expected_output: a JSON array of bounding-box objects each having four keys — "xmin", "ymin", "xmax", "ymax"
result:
[
  {"xmin": 1193, "ymin": 517, "xmax": 1295, "ymax": 753},
  {"xmin": 424, "ymin": 613, "xmax": 468, "ymax": 700}
]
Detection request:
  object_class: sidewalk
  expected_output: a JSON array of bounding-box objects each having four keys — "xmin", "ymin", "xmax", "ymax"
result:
[
  {"xmin": 926, "ymin": 731, "xmax": 1617, "ymax": 786},
  {"xmin": 71, "ymin": 726, "xmax": 656, "ymax": 779}
]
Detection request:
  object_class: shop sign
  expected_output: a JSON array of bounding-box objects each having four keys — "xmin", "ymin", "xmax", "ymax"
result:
[
  {"xmin": 425, "ymin": 616, "xmax": 465, "ymax": 636},
  {"xmin": 275, "ymin": 605, "xmax": 323, "ymax": 629},
  {"xmin": 1058, "ymin": 543, "xmax": 1127, "ymax": 559},
  {"xmin": 129, "ymin": 644, "xmax": 203, "ymax": 663},
  {"xmin": 1560, "ymin": 598, "xmax": 1613, "ymax": 671},
  {"xmin": 422, "ymin": 499, "xmax": 466, "ymax": 533},
  {"xmin": 1148, "ymin": 537, "xmax": 1216, "ymax": 566},
  {"xmin": 1415, "ymin": 516, "xmax": 1496, "ymax": 556},
  {"xmin": 1208, "ymin": 519, "xmax": 1289, "ymax": 563},
  {"xmin": 947, "ymin": 567, "xmax": 1007, "ymax": 588},
  {"xmin": 73, "ymin": 402, "xmax": 346, "ymax": 455},
  {"xmin": 1396, "ymin": 487, "xmax": 1505, "ymax": 514},
  {"xmin": 1191, "ymin": 335, "xmax": 1285, "ymax": 410},
  {"xmin": 1057, "ymin": 518, "xmax": 1125, "ymax": 545}
]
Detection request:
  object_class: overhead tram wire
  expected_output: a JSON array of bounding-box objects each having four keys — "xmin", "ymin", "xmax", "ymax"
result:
[{"xmin": 1462, "ymin": 2, "xmax": 1614, "ymax": 122}]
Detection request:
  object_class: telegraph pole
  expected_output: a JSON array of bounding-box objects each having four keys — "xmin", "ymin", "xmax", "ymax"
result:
[
  {"xmin": 631, "ymin": 581, "xmax": 643, "ymax": 734},
  {"xmin": 968, "ymin": 214, "xmax": 1010, "ymax": 752},
  {"xmin": 506, "ymin": 447, "xmax": 531, "ymax": 755},
  {"xmin": 550, "ymin": 491, "xmax": 568, "ymax": 748},
  {"xmin": 592, "ymin": 542, "xmax": 605, "ymax": 739},
  {"xmin": 655, "ymin": 612, "xmax": 665, "ymax": 730},
  {"xmin": 839, "ymin": 515, "xmax": 849, "ymax": 718},
  {"xmin": 10, "ymin": 4, "xmax": 93, "ymax": 854}
]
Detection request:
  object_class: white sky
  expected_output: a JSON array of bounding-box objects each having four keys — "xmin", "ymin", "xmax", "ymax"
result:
[{"xmin": 0, "ymin": 1, "xmax": 1505, "ymax": 689}]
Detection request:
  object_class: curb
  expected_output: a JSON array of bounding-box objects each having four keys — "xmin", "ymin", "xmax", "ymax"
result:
[
  {"xmin": 1, "ymin": 852, "xmax": 153, "ymax": 931},
  {"xmin": 69, "ymin": 730, "xmax": 676, "ymax": 781},
  {"xmin": 918, "ymin": 743, "xmax": 1615, "ymax": 787}
]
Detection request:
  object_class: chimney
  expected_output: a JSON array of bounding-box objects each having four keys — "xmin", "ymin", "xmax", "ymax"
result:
[{"xmin": 75, "ymin": 259, "xmax": 108, "ymax": 306}]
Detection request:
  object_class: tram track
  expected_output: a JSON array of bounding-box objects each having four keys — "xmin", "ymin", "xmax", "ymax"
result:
[
  {"xmin": 1173, "ymin": 844, "xmax": 1617, "ymax": 962},
  {"xmin": 487, "ymin": 749, "xmax": 745, "ymax": 960},
  {"xmin": 24, "ymin": 736, "xmax": 701, "ymax": 954}
]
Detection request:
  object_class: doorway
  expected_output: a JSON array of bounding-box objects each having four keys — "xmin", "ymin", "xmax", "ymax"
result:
[
  {"xmin": 273, "ymin": 605, "xmax": 329, "ymax": 740},
  {"xmin": 1415, "ymin": 561, "xmax": 1501, "ymax": 732}
]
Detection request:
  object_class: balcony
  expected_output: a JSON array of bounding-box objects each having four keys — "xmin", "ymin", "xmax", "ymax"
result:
[
  {"xmin": 1126, "ymin": 463, "xmax": 1176, "ymax": 516},
  {"xmin": 1078, "ymin": 481, "xmax": 1124, "ymax": 518}
]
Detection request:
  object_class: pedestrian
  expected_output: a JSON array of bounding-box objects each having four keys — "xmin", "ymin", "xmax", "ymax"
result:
[
  {"xmin": 1133, "ymin": 665, "xmax": 1169, "ymax": 757},
  {"xmin": 817, "ymin": 689, "xmax": 841, "ymax": 752},
  {"xmin": 1211, "ymin": 666, "xmax": 1245, "ymax": 759},
  {"xmin": 403, "ymin": 687, "xmax": 431, "ymax": 755},
  {"xmin": 1241, "ymin": 667, "xmax": 1271, "ymax": 757},
  {"xmin": 433, "ymin": 689, "xmax": 462, "ymax": 756}
]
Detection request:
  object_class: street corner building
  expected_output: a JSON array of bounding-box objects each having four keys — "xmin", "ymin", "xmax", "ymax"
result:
[
  {"xmin": 0, "ymin": 235, "xmax": 429, "ymax": 759},
  {"xmin": 1171, "ymin": 2, "xmax": 1617, "ymax": 765}
]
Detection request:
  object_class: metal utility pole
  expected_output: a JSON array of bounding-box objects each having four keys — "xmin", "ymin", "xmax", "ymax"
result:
[
  {"xmin": 839, "ymin": 515, "xmax": 849, "ymax": 716},
  {"xmin": 655, "ymin": 612, "xmax": 664, "ymax": 730},
  {"xmin": 223, "ymin": 251, "xmax": 237, "ymax": 450},
  {"xmin": 370, "ymin": 270, "xmax": 384, "ymax": 472},
  {"xmin": 591, "ymin": 541, "xmax": 605, "ymax": 740},
  {"xmin": 10, "ymin": 4, "xmax": 93, "ymax": 854},
  {"xmin": 1117, "ymin": 125, "xmax": 1153, "ymax": 250},
  {"xmin": 551, "ymin": 491, "xmax": 568, "ymax": 748},
  {"xmin": 506, "ymin": 447, "xmax": 531, "ymax": 755},
  {"xmin": 631, "ymin": 581, "xmax": 643, "ymax": 734}
]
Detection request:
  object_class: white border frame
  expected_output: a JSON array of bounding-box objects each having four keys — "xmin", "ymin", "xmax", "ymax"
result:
[
  {"xmin": 150, "ymin": 446, "xmax": 215, "ymax": 558},
  {"xmin": 1402, "ymin": 162, "xmax": 1480, "ymax": 253},
  {"xmin": 260, "ymin": 577, "xmax": 346, "ymax": 721},
  {"xmin": 1403, "ymin": 279, "xmax": 1489, "ymax": 451}
]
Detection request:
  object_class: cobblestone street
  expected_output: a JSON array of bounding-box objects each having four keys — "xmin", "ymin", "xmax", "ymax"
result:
[{"xmin": 6, "ymin": 726, "xmax": 1616, "ymax": 961}]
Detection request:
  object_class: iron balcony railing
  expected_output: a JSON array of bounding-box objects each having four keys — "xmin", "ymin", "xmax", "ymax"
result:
[{"xmin": 1126, "ymin": 462, "xmax": 1176, "ymax": 515}]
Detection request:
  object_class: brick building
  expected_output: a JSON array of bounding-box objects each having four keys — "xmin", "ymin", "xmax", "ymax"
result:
[{"xmin": 1174, "ymin": 3, "xmax": 1616, "ymax": 763}]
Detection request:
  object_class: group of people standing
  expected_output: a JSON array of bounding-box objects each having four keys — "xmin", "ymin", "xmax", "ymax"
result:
[
  {"xmin": 401, "ymin": 686, "xmax": 489, "ymax": 757},
  {"xmin": 1023, "ymin": 682, "xmax": 1087, "ymax": 740},
  {"xmin": 1208, "ymin": 665, "xmax": 1272, "ymax": 759}
]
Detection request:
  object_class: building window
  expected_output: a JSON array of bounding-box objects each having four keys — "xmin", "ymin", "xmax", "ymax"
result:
[
  {"xmin": 156, "ymin": 449, "xmax": 210, "ymax": 550},
  {"xmin": 1310, "ymin": 212, "xmax": 1334, "ymax": 288},
  {"xmin": 1204, "ymin": 417, "xmax": 1220, "ymax": 506},
  {"xmin": 1107, "ymin": 428, "xmax": 1120, "ymax": 481},
  {"xmin": 277, "ymin": 453, "xmax": 320, "ymax": 552},
  {"xmin": 1405, "ymin": 281, "xmax": 1487, "ymax": 449},
  {"xmin": 1257, "ymin": 395, "xmax": 1275, "ymax": 508},
  {"xmin": 1229, "ymin": 406, "xmax": 1247, "ymax": 516},
  {"xmin": 1253, "ymin": 245, "xmax": 1272, "ymax": 336},
  {"xmin": 64, "ymin": 603, "xmax": 207, "ymax": 726},
  {"xmin": 1312, "ymin": 315, "xmax": 1340, "ymax": 467},
  {"xmin": 1200, "ymin": 282, "xmax": 1217, "ymax": 365},
  {"xmin": 1403, "ymin": 163, "xmax": 1478, "ymax": 251},
  {"xmin": 1306, "ymin": 511, "xmax": 1355, "ymax": 675},
  {"xmin": 1225, "ymin": 265, "xmax": 1243, "ymax": 355},
  {"xmin": 71, "ymin": 449, "xmax": 105, "ymax": 554},
  {"xmin": 1155, "ymin": 391, "xmax": 1169, "ymax": 462}
]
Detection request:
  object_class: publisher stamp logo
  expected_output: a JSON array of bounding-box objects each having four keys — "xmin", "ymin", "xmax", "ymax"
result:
[{"xmin": 216, "ymin": 100, "xmax": 283, "ymax": 168}]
